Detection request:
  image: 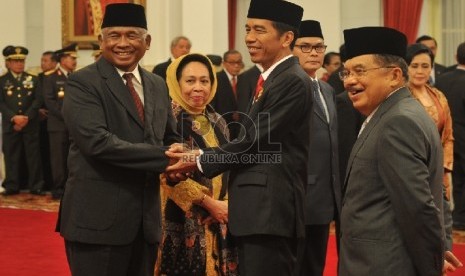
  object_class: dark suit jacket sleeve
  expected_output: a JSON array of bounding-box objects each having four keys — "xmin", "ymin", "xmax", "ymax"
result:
[
  {"xmin": 152, "ymin": 60, "xmax": 170, "ymax": 80},
  {"xmin": 63, "ymin": 72, "xmax": 177, "ymax": 173},
  {"xmin": 200, "ymin": 72, "xmax": 310, "ymax": 178},
  {"xmin": 379, "ymin": 115, "xmax": 444, "ymax": 275}
]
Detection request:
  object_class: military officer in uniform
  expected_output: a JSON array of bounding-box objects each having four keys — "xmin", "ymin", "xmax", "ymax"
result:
[
  {"xmin": 43, "ymin": 43, "xmax": 78, "ymax": 199},
  {"xmin": 91, "ymin": 43, "xmax": 102, "ymax": 61},
  {"xmin": 37, "ymin": 51, "xmax": 57, "ymax": 190},
  {"xmin": 0, "ymin": 45, "xmax": 45, "ymax": 195}
]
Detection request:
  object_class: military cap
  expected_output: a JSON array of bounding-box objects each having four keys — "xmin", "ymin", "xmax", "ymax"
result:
[
  {"xmin": 101, "ymin": 3, "xmax": 147, "ymax": 30},
  {"xmin": 91, "ymin": 43, "xmax": 102, "ymax": 57},
  {"xmin": 299, "ymin": 20, "xmax": 324, "ymax": 39},
  {"xmin": 343, "ymin": 27, "xmax": 407, "ymax": 60},
  {"xmin": 3, "ymin": 45, "xmax": 28, "ymax": 60},
  {"xmin": 247, "ymin": 0, "xmax": 303, "ymax": 29},
  {"xmin": 55, "ymin": 43, "xmax": 79, "ymax": 59}
]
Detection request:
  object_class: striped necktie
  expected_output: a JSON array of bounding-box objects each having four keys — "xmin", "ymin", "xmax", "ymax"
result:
[{"xmin": 123, "ymin": 73, "xmax": 145, "ymax": 123}]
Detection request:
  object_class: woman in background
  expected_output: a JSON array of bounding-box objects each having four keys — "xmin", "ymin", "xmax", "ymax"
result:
[{"xmin": 321, "ymin": 52, "xmax": 341, "ymax": 82}]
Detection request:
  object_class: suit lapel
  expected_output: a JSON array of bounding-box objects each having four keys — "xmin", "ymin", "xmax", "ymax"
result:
[
  {"xmin": 140, "ymin": 68, "xmax": 157, "ymax": 128},
  {"xmin": 343, "ymin": 87, "xmax": 411, "ymax": 191},
  {"xmin": 241, "ymin": 57, "xmax": 297, "ymax": 136},
  {"xmin": 252, "ymin": 57, "xmax": 296, "ymax": 105},
  {"xmin": 98, "ymin": 58, "xmax": 144, "ymax": 129},
  {"xmin": 220, "ymin": 71, "xmax": 236, "ymax": 103}
]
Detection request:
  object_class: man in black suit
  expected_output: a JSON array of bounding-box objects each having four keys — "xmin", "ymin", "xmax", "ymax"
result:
[
  {"xmin": 436, "ymin": 42, "xmax": 465, "ymax": 231},
  {"xmin": 58, "ymin": 4, "xmax": 182, "ymax": 276},
  {"xmin": 292, "ymin": 20, "xmax": 340, "ymax": 276},
  {"xmin": 0, "ymin": 46, "xmax": 44, "ymax": 195},
  {"xmin": 326, "ymin": 44, "xmax": 347, "ymax": 95},
  {"xmin": 43, "ymin": 43, "xmax": 78, "ymax": 200},
  {"xmin": 416, "ymin": 35, "xmax": 447, "ymax": 86},
  {"xmin": 167, "ymin": 1, "xmax": 311, "ymax": 275},
  {"xmin": 152, "ymin": 36, "xmax": 191, "ymax": 80},
  {"xmin": 210, "ymin": 49, "xmax": 244, "ymax": 139}
]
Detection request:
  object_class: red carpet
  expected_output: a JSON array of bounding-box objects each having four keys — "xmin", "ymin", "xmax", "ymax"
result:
[
  {"xmin": 0, "ymin": 207, "xmax": 465, "ymax": 276},
  {"xmin": 0, "ymin": 208, "xmax": 69, "ymax": 276}
]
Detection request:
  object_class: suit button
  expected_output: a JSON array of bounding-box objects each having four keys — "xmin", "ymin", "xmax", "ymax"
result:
[
  {"xmin": 18, "ymin": 102, "xmax": 22, "ymax": 106},
  {"xmin": 18, "ymin": 94, "xmax": 21, "ymax": 97}
]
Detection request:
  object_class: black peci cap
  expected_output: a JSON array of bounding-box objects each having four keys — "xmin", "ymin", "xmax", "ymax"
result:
[
  {"xmin": 101, "ymin": 3, "xmax": 147, "ymax": 30},
  {"xmin": 299, "ymin": 20, "xmax": 324, "ymax": 39},
  {"xmin": 247, "ymin": 0, "xmax": 303, "ymax": 29},
  {"xmin": 343, "ymin": 27, "xmax": 407, "ymax": 60}
]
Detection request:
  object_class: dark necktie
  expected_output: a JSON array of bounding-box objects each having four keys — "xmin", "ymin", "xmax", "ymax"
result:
[
  {"xmin": 123, "ymin": 73, "xmax": 144, "ymax": 123},
  {"xmin": 311, "ymin": 80, "xmax": 328, "ymax": 122},
  {"xmin": 231, "ymin": 76, "xmax": 237, "ymax": 99},
  {"xmin": 253, "ymin": 75, "xmax": 264, "ymax": 103}
]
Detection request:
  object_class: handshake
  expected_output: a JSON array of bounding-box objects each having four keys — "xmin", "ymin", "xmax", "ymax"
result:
[{"xmin": 164, "ymin": 143, "xmax": 201, "ymax": 182}]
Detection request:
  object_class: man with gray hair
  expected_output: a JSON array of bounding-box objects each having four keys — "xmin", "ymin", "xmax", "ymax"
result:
[
  {"xmin": 152, "ymin": 35, "xmax": 192, "ymax": 80},
  {"xmin": 57, "ymin": 3, "xmax": 182, "ymax": 275},
  {"xmin": 340, "ymin": 27, "xmax": 444, "ymax": 275}
]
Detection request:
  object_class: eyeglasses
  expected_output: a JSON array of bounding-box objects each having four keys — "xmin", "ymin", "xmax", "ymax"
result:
[
  {"xmin": 225, "ymin": 61, "xmax": 244, "ymax": 66},
  {"xmin": 295, "ymin": 44, "xmax": 327, "ymax": 53},
  {"xmin": 339, "ymin": 66, "xmax": 396, "ymax": 81}
]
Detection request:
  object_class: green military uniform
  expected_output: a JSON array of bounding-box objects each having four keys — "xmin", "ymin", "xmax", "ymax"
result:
[
  {"xmin": 0, "ymin": 46, "xmax": 44, "ymax": 195},
  {"xmin": 42, "ymin": 43, "xmax": 78, "ymax": 199}
]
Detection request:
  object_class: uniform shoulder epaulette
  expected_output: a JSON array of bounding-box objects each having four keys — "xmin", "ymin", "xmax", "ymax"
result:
[
  {"xmin": 44, "ymin": 68, "xmax": 57, "ymax": 76},
  {"xmin": 27, "ymin": 71, "xmax": 38, "ymax": 77},
  {"xmin": 0, "ymin": 71, "xmax": 6, "ymax": 78}
]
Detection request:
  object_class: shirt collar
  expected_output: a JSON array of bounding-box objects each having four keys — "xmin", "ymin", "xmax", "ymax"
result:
[
  {"xmin": 261, "ymin": 55, "xmax": 293, "ymax": 81},
  {"xmin": 366, "ymin": 86, "xmax": 405, "ymax": 119},
  {"xmin": 58, "ymin": 65, "xmax": 71, "ymax": 76},
  {"xmin": 116, "ymin": 65, "xmax": 142, "ymax": 84},
  {"xmin": 224, "ymin": 70, "xmax": 236, "ymax": 81}
]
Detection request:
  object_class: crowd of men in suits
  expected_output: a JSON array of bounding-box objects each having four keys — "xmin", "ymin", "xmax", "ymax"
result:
[{"xmin": 1, "ymin": 0, "xmax": 465, "ymax": 274}]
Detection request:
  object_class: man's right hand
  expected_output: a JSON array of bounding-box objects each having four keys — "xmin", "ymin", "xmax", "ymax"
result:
[
  {"xmin": 443, "ymin": 251, "xmax": 463, "ymax": 275},
  {"xmin": 164, "ymin": 143, "xmax": 193, "ymax": 182}
]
